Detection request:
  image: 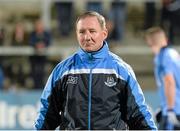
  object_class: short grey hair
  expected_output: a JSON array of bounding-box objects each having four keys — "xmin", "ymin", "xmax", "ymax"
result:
[{"xmin": 76, "ymin": 11, "xmax": 106, "ymax": 29}]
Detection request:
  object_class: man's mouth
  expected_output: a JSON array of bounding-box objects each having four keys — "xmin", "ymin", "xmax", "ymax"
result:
[{"xmin": 84, "ymin": 42, "xmax": 93, "ymax": 46}]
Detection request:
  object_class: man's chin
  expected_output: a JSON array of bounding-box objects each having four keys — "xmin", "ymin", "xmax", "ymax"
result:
[
  {"xmin": 85, "ymin": 49, "xmax": 94, "ymax": 52},
  {"xmin": 83, "ymin": 46, "xmax": 102, "ymax": 52},
  {"xmin": 83, "ymin": 47, "xmax": 94, "ymax": 52}
]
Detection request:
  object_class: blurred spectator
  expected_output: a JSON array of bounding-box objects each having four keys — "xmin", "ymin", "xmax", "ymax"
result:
[
  {"xmin": 0, "ymin": 27, "xmax": 5, "ymax": 46},
  {"xmin": 11, "ymin": 22, "xmax": 29, "ymax": 46},
  {"xmin": 160, "ymin": 0, "xmax": 180, "ymax": 44},
  {"xmin": 0, "ymin": 27, "xmax": 5, "ymax": 88},
  {"xmin": 5, "ymin": 22, "xmax": 30, "ymax": 88},
  {"xmin": 0, "ymin": 65, "xmax": 4, "ymax": 90},
  {"xmin": 144, "ymin": 0, "xmax": 157, "ymax": 29},
  {"xmin": 29, "ymin": 19, "xmax": 51, "ymax": 89},
  {"xmin": 160, "ymin": 0, "xmax": 173, "ymax": 43},
  {"xmin": 55, "ymin": 2, "xmax": 73, "ymax": 36},
  {"xmin": 108, "ymin": 0, "xmax": 127, "ymax": 42},
  {"xmin": 160, "ymin": 0, "xmax": 172, "ymax": 27}
]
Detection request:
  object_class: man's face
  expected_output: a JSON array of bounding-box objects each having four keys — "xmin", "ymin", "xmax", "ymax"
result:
[
  {"xmin": 76, "ymin": 16, "xmax": 108, "ymax": 52},
  {"xmin": 146, "ymin": 36, "xmax": 160, "ymax": 54}
]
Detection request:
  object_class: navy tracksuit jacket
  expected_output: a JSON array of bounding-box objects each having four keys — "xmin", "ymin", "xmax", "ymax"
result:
[{"xmin": 35, "ymin": 41, "xmax": 157, "ymax": 130}]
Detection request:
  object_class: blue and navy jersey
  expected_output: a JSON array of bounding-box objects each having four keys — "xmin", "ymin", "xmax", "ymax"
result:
[
  {"xmin": 35, "ymin": 41, "xmax": 157, "ymax": 130},
  {"xmin": 154, "ymin": 46, "xmax": 180, "ymax": 115}
]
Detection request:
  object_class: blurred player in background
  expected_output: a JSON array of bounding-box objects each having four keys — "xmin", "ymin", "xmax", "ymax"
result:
[
  {"xmin": 145, "ymin": 27, "xmax": 180, "ymax": 130},
  {"xmin": 29, "ymin": 19, "xmax": 51, "ymax": 89},
  {"xmin": 34, "ymin": 11, "xmax": 157, "ymax": 130}
]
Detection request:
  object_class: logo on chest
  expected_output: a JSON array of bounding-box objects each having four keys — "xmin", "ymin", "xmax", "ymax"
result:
[
  {"xmin": 67, "ymin": 76, "xmax": 78, "ymax": 85},
  {"xmin": 105, "ymin": 76, "xmax": 117, "ymax": 87}
]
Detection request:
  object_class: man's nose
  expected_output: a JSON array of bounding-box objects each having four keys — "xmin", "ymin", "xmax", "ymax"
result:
[{"xmin": 84, "ymin": 32, "xmax": 91, "ymax": 41}]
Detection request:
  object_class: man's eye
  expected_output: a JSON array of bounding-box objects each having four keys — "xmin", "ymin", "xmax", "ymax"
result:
[
  {"xmin": 79, "ymin": 31, "xmax": 84, "ymax": 34},
  {"xmin": 90, "ymin": 30, "xmax": 96, "ymax": 33}
]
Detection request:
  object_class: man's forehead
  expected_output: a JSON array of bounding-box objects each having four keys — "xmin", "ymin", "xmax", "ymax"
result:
[
  {"xmin": 78, "ymin": 16, "xmax": 98, "ymax": 23},
  {"xmin": 77, "ymin": 17, "xmax": 101, "ymax": 28}
]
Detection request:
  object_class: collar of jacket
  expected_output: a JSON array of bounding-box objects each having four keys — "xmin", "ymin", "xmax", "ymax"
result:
[{"xmin": 78, "ymin": 41, "xmax": 109, "ymax": 61}]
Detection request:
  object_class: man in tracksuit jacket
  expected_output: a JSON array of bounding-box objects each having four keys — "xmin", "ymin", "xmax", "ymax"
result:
[{"xmin": 35, "ymin": 11, "xmax": 157, "ymax": 130}]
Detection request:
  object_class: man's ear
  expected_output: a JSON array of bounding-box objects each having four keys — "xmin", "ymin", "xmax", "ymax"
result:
[{"xmin": 103, "ymin": 28, "xmax": 108, "ymax": 40}]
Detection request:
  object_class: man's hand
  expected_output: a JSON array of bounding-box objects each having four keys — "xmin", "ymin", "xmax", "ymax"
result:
[{"xmin": 167, "ymin": 110, "xmax": 180, "ymax": 125}]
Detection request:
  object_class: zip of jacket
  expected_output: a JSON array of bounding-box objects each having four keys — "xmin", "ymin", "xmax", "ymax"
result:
[
  {"xmin": 88, "ymin": 53, "xmax": 93, "ymax": 130},
  {"xmin": 88, "ymin": 68, "xmax": 92, "ymax": 130}
]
